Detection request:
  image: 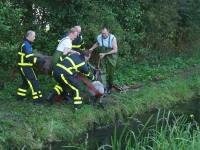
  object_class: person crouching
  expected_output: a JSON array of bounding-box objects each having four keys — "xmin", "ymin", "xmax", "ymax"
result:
[{"xmin": 46, "ymin": 50, "xmax": 95, "ymax": 110}]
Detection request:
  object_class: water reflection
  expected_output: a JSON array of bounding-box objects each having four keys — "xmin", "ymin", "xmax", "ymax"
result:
[{"xmin": 45, "ymin": 99, "xmax": 200, "ymax": 150}]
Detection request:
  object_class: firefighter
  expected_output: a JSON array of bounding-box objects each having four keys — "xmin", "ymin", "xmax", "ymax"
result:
[
  {"xmin": 46, "ymin": 50, "xmax": 95, "ymax": 110},
  {"xmin": 89, "ymin": 26, "xmax": 118, "ymax": 94},
  {"xmin": 52, "ymin": 27, "xmax": 79, "ymax": 68},
  {"xmin": 58, "ymin": 25, "xmax": 85, "ymax": 53},
  {"xmin": 17, "ymin": 30, "xmax": 46, "ymax": 104}
]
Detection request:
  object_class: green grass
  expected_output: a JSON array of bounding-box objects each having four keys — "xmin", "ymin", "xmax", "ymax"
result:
[{"xmin": 1, "ymin": 56, "xmax": 200, "ymax": 149}]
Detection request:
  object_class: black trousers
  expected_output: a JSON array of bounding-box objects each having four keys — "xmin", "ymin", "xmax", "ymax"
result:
[
  {"xmin": 17, "ymin": 66, "xmax": 43, "ymax": 100},
  {"xmin": 52, "ymin": 71, "xmax": 82, "ymax": 109}
]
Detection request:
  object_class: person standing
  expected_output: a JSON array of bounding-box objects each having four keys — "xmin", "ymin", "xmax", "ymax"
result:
[
  {"xmin": 51, "ymin": 27, "xmax": 79, "ymax": 68},
  {"xmin": 89, "ymin": 27, "xmax": 118, "ymax": 94},
  {"xmin": 17, "ymin": 30, "xmax": 46, "ymax": 104},
  {"xmin": 58, "ymin": 25, "xmax": 85, "ymax": 53},
  {"xmin": 46, "ymin": 50, "xmax": 95, "ymax": 110}
]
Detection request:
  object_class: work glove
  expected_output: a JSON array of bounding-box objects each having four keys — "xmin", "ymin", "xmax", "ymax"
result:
[{"xmin": 36, "ymin": 57, "xmax": 46, "ymax": 64}]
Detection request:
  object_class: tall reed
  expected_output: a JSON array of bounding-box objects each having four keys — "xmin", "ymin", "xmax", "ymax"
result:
[{"xmin": 100, "ymin": 110, "xmax": 200, "ymax": 150}]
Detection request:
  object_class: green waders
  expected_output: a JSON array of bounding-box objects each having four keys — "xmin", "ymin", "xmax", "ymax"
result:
[
  {"xmin": 100, "ymin": 35, "xmax": 117, "ymax": 89},
  {"xmin": 52, "ymin": 50, "xmax": 63, "ymax": 68}
]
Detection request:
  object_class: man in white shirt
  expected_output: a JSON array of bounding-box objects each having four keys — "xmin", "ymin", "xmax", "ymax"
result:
[{"xmin": 52, "ymin": 28, "xmax": 79, "ymax": 68}]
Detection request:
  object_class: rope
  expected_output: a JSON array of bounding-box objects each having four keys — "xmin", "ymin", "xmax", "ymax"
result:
[
  {"xmin": 119, "ymin": 87, "xmax": 129, "ymax": 94},
  {"xmin": 87, "ymin": 62, "xmax": 100, "ymax": 71}
]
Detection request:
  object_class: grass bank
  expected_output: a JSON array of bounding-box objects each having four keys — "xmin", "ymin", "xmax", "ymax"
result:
[{"xmin": 0, "ymin": 64, "xmax": 200, "ymax": 149}]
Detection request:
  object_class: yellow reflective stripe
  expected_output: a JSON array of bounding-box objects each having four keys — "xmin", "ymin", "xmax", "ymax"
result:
[
  {"xmin": 57, "ymin": 64, "xmax": 73, "ymax": 75},
  {"xmin": 19, "ymin": 67, "xmax": 34, "ymax": 94},
  {"xmin": 92, "ymin": 76, "xmax": 94, "ymax": 80},
  {"xmin": 84, "ymin": 72, "xmax": 91, "ymax": 77},
  {"xmin": 20, "ymin": 44, "xmax": 25, "ymax": 52},
  {"xmin": 65, "ymin": 57, "xmax": 77, "ymax": 71},
  {"xmin": 58, "ymin": 39, "xmax": 61, "ymax": 42},
  {"xmin": 83, "ymin": 72, "xmax": 94, "ymax": 80},
  {"xmin": 32, "ymin": 92, "xmax": 37, "ymax": 95},
  {"xmin": 65, "ymin": 57, "xmax": 85, "ymax": 72},
  {"xmin": 80, "ymin": 48, "xmax": 85, "ymax": 51},
  {"xmin": 54, "ymin": 87, "xmax": 61, "ymax": 95},
  {"xmin": 61, "ymin": 74, "xmax": 80, "ymax": 98},
  {"xmin": 18, "ymin": 63, "xmax": 33, "ymax": 66},
  {"xmin": 20, "ymin": 44, "xmax": 25, "ymax": 63},
  {"xmin": 39, "ymin": 93, "xmax": 43, "ymax": 97},
  {"xmin": 59, "ymin": 56, "xmax": 63, "ymax": 62},
  {"xmin": 75, "ymin": 62, "xmax": 85, "ymax": 69},
  {"xmin": 72, "ymin": 45, "xmax": 81, "ymax": 48},
  {"xmin": 17, "ymin": 92, "xmax": 26, "ymax": 96},
  {"xmin": 18, "ymin": 88, "xmax": 27, "ymax": 92},
  {"xmin": 34, "ymin": 58, "xmax": 37, "ymax": 63},
  {"xmin": 32, "ymin": 91, "xmax": 42, "ymax": 99},
  {"xmin": 26, "ymin": 54, "xmax": 34, "ymax": 58},
  {"xmin": 18, "ymin": 52, "xmax": 25, "ymax": 56},
  {"xmin": 55, "ymin": 84, "xmax": 63, "ymax": 92},
  {"xmin": 28, "ymin": 79, "xmax": 34, "ymax": 93},
  {"xmin": 74, "ymin": 101, "xmax": 82, "ymax": 104},
  {"xmin": 74, "ymin": 97, "xmax": 81, "ymax": 100},
  {"xmin": 31, "ymin": 68, "xmax": 37, "ymax": 79},
  {"xmin": 33, "ymin": 95, "xmax": 38, "ymax": 99}
]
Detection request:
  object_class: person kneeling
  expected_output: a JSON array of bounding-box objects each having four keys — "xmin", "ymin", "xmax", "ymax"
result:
[{"xmin": 46, "ymin": 50, "xmax": 95, "ymax": 110}]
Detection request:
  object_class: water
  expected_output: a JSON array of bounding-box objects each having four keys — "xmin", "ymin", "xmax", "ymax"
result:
[{"xmin": 43, "ymin": 99, "xmax": 200, "ymax": 150}]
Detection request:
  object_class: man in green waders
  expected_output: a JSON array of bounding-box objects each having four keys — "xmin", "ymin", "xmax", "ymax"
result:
[{"xmin": 89, "ymin": 26, "xmax": 118, "ymax": 94}]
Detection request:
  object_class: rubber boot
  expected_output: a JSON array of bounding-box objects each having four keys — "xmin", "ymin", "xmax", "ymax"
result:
[
  {"xmin": 61, "ymin": 92, "xmax": 74, "ymax": 104},
  {"xmin": 17, "ymin": 95, "xmax": 26, "ymax": 101},
  {"xmin": 34, "ymin": 97, "xmax": 44, "ymax": 105},
  {"xmin": 107, "ymin": 85, "xmax": 113, "ymax": 94},
  {"xmin": 46, "ymin": 90, "xmax": 57, "ymax": 104},
  {"xmin": 103, "ymin": 83, "xmax": 107, "ymax": 96}
]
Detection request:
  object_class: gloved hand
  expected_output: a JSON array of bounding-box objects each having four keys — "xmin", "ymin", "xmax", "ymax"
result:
[{"xmin": 37, "ymin": 57, "xmax": 46, "ymax": 64}]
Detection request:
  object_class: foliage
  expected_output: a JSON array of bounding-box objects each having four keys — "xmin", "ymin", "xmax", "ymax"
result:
[
  {"xmin": 102, "ymin": 111, "xmax": 200, "ymax": 150},
  {"xmin": 0, "ymin": 2, "xmax": 26, "ymax": 44},
  {"xmin": 1, "ymin": 1, "xmax": 200, "ymax": 148},
  {"xmin": 114, "ymin": 53, "xmax": 200, "ymax": 86},
  {"xmin": 1, "ymin": 0, "xmax": 200, "ymax": 69}
]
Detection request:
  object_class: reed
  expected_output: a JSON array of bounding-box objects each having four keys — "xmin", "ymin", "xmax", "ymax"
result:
[{"xmin": 102, "ymin": 110, "xmax": 200, "ymax": 150}]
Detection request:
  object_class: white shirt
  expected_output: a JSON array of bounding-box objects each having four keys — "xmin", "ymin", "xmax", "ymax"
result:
[
  {"xmin": 56, "ymin": 37, "xmax": 72, "ymax": 52},
  {"xmin": 97, "ymin": 34, "xmax": 114, "ymax": 48}
]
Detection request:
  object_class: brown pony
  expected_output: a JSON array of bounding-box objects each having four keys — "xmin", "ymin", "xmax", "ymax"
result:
[{"xmin": 34, "ymin": 52, "xmax": 53, "ymax": 75}]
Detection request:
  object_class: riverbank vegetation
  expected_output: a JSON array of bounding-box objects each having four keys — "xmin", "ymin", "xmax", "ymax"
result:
[
  {"xmin": 1, "ymin": 0, "xmax": 200, "ymax": 149},
  {"xmin": 1, "ymin": 56, "xmax": 200, "ymax": 149},
  {"xmin": 98, "ymin": 111, "xmax": 200, "ymax": 150}
]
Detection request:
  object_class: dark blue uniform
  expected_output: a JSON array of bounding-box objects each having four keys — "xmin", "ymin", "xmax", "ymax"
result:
[
  {"xmin": 50, "ymin": 53, "xmax": 94, "ymax": 109},
  {"xmin": 17, "ymin": 39, "xmax": 45, "ymax": 104}
]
